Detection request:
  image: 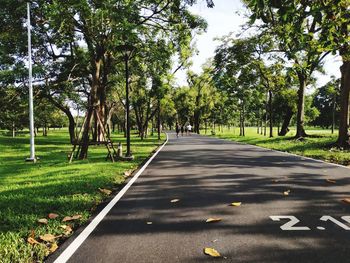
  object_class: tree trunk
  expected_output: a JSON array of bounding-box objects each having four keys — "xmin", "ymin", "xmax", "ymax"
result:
[
  {"xmin": 79, "ymin": 107, "xmax": 94, "ymax": 159},
  {"xmin": 12, "ymin": 122, "xmax": 15, "ymax": 138},
  {"xmin": 45, "ymin": 94, "xmax": 76, "ymax": 143},
  {"xmin": 295, "ymin": 72, "xmax": 307, "ymax": 138},
  {"xmin": 157, "ymin": 98, "xmax": 161, "ymax": 140},
  {"xmin": 194, "ymin": 109, "xmax": 200, "ymax": 134},
  {"xmin": 242, "ymin": 102, "xmax": 245, "ymax": 136},
  {"xmin": 337, "ymin": 58, "xmax": 350, "ymax": 147},
  {"xmin": 269, "ymin": 90, "xmax": 273, "ymax": 138},
  {"xmin": 79, "ymin": 57, "xmax": 101, "ymax": 159},
  {"xmin": 332, "ymin": 93, "xmax": 336, "ymax": 134},
  {"xmin": 279, "ymin": 109, "xmax": 293, "ymax": 136}
]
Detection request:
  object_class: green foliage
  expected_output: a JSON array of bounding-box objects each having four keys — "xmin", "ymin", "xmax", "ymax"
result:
[{"xmin": 0, "ymin": 129, "xmax": 164, "ymax": 262}]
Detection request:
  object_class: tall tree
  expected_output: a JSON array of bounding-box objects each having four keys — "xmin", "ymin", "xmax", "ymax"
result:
[{"xmin": 244, "ymin": 0, "xmax": 331, "ymax": 138}]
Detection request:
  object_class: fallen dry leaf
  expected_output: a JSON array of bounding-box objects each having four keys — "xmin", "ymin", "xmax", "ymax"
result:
[
  {"xmin": 170, "ymin": 199, "xmax": 180, "ymax": 203},
  {"xmin": 48, "ymin": 213, "xmax": 59, "ymax": 219},
  {"xmin": 62, "ymin": 214, "xmax": 82, "ymax": 222},
  {"xmin": 342, "ymin": 198, "xmax": 350, "ymax": 204},
  {"xmin": 27, "ymin": 237, "xmax": 40, "ymax": 245},
  {"xmin": 326, "ymin": 179, "xmax": 336, "ymax": 184},
  {"xmin": 99, "ymin": 188, "xmax": 112, "ymax": 195},
  {"xmin": 39, "ymin": 234, "xmax": 57, "ymax": 242},
  {"xmin": 124, "ymin": 170, "xmax": 131, "ymax": 177},
  {"xmin": 206, "ymin": 218, "xmax": 222, "ymax": 223},
  {"xmin": 230, "ymin": 202, "xmax": 241, "ymax": 207},
  {"xmin": 204, "ymin": 247, "xmax": 221, "ymax": 257},
  {"xmin": 272, "ymin": 180, "xmax": 279, "ymax": 183},
  {"xmin": 49, "ymin": 243, "xmax": 58, "ymax": 253},
  {"xmin": 60, "ymin": 225, "xmax": 73, "ymax": 235},
  {"xmin": 38, "ymin": 218, "xmax": 48, "ymax": 225},
  {"xmin": 146, "ymin": 222, "xmax": 153, "ymax": 225},
  {"xmin": 283, "ymin": 190, "xmax": 291, "ymax": 196}
]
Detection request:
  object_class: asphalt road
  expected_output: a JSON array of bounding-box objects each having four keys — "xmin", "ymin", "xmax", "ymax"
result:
[{"xmin": 51, "ymin": 133, "xmax": 350, "ymax": 263}]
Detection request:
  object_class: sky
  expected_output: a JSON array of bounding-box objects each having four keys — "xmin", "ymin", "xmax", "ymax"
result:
[{"xmin": 174, "ymin": 0, "xmax": 342, "ymax": 88}]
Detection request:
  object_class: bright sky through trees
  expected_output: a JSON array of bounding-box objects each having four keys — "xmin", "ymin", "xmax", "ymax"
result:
[{"xmin": 175, "ymin": 0, "xmax": 341, "ymax": 87}]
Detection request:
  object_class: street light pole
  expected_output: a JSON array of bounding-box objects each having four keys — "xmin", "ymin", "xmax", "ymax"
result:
[{"xmin": 26, "ymin": 2, "xmax": 36, "ymax": 162}]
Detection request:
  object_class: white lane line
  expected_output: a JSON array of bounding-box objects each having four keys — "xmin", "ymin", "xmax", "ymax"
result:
[{"xmin": 54, "ymin": 133, "xmax": 169, "ymax": 263}]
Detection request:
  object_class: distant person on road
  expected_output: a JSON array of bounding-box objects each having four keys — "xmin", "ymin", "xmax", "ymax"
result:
[
  {"xmin": 175, "ymin": 122, "xmax": 180, "ymax": 138},
  {"xmin": 181, "ymin": 125, "xmax": 184, "ymax": 136},
  {"xmin": 184, "ymin": 125, "xmax": 188, "ymax": 135},
  {"xmin": 187, "ymin": 124, "xmax": 192, "ymax": 135}
]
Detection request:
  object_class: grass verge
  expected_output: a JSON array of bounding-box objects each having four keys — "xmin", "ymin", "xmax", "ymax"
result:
[
  {"xmin": 204, "ymin": 127, "xmax": 350, "ymax": 166},
  {"xmin": 0, "ymin": 129, "xmax": 165, "ymax": 262}
]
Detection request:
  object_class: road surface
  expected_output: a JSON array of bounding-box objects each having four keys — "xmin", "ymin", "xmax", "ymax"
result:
[{"xmin": 50, "ymin": 133, "xmax": 350, "ymax": 263}]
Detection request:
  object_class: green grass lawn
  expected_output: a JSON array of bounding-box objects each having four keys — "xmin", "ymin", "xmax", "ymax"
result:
[
  {"xmin": 0, "ymin": 129, "xmax": 164, "ymax": 262},
  {"xmin": 204, "ymin": 127, "xmax": 350, "ymax": 166}
]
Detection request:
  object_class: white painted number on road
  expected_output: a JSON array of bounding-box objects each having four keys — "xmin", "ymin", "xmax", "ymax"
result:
[
  {"xmin": 270, "ymin": 215, "xmax": 350, "ymax": 230},
  {"xmin": 320, "ymin": 216, "xmax": 350, "ymax": 230},
  {"xmin": 270, "ymin": 216, "xmax": 310, "ymax": 231}
]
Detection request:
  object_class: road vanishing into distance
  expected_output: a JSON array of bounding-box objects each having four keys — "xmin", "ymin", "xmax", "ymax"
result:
[{"xmin": 50, "ymin": 133, "xmax": 350, "ymax": 263}]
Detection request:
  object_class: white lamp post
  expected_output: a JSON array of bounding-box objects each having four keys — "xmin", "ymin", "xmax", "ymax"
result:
[{"xmin": 26, "ymin": 2, "xmax": 36, "ymax": 162}]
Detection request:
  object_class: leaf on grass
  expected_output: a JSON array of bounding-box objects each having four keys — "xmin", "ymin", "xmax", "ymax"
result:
[
  {"xmin": 60, "ymin": 225, "xmax": 73, "ymax": 235},
  {"xmin": 39, "ymin": 234, "xmax": 57, "ymax": 242},
  {"xmin": 283, "ymin": 190, "xmax": 291, "ymax": 196},
  {"xmin": 38, "ymin": 218, "xmax": 48, "ymax": 225},
  {"xmin": 124, "ymin": 170, "xmax": 132, "ymax": 177},
  {"xmin": 326, "ymin": 179, "xmax": 336, "ymax": 184},
  {"xmin": 204, "ymin": 247, "xmax": 221, "ymax": 257},
  {"xmin": 62, "ymin": 214, "xmax": 82, "ymax": 222},
  {"xmin": 170, "ymin": 199, "xmax": 180, "ymax": 203},
  {"xmin": 49, "ymin": 243, "xmax": 58, "ymax": 253},
  {"xmin": 99, "ymin": 188, "xmax": 112, "ymax": 195},
  {"xmin": 230, "ymin": 202, "xmax": 241, "ymax": 207},
  {"xmin": 342, "ymin": 198, "xmax": 350, "ymax": 204},
  {"xmin": 48, "ymin": 213, "xmax": 59, "ymax": 219},
  {"xmin": 27, "ymin": 237, "xmax": 40, "ymax": 245},
  {"xmin": 206, "ymin": 218, "xmax": 222, "ymax": 223}
]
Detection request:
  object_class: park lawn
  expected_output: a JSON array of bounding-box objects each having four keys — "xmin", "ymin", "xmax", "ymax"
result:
[
  {"xmin": 0, "ymin": 129, "xmax": 165, "ymax": 263},
  {"xmin": 205, "ymin": 127, "xmax": 350, "ymax": 166}
]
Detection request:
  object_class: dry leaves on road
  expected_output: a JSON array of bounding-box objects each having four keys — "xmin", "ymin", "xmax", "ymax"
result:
[
  {"xmin": 38, "ymin": 218, "xmax": 48, "ymax": 225},
  {"xmin": 62, "ymin": 214, "xmax": 82, "ymax": 222},
  {"xmin": 206, "ymin": 218, "xmax": 222, "ymax": 223},
  {"xmin": 99, "ymin": 188, "xmax": 112, "ymax": 195},
  {"xmin": 204, "ymin": 247, "xmax": 221, "ymax": 257},
  {"xmin": 48, "ymin": 213, "xmax": 59, "ymax": 219},
  {"xmin": 170, "ymin": 199, "xmax": 180, "ymax": 203},
  {"xmin": 230, "ymin": 202, "xmax": 241, "ymax": 206},
  {"xmin": 342, "ymin": 198, "xmax": 350, "ymax": 204},
  {"xmin": 283, "ymin": 190, "xmax": 291, "ymax": 196},
  {"xmin": 326, "ymin": 179, "xmax": 336, "ymax": 184}
]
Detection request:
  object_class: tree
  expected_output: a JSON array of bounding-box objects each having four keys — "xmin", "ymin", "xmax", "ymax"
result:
[{"xmin": 244, "ymin": 0, "xmax": 331, "ymax": 138}]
